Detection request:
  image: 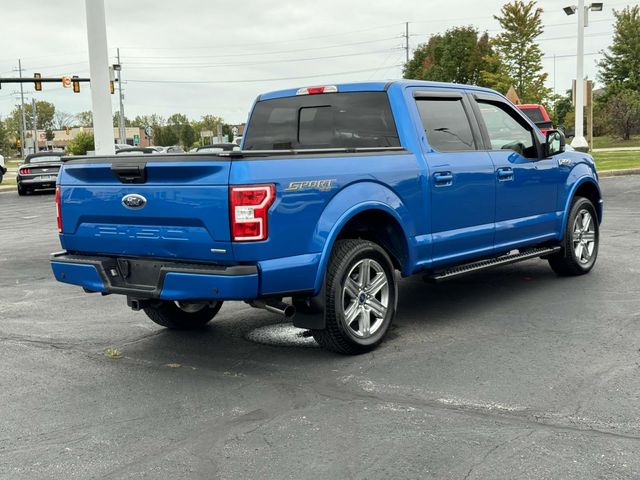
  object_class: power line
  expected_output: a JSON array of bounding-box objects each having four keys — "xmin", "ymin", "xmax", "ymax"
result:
[
  {"xmin": 127, "ymin": 66, "xmax": 404, "ymax": 85},
  {"xmin": 125, "ymin": 48, "xmax": 403, "ymax": 69},
  {"xmin": 122, "ymin": 36, "xmax": 402, "ymax": 60},
  {"xmin": 119, "ymin": 22, "xmax": 406, "ymax": 51}
]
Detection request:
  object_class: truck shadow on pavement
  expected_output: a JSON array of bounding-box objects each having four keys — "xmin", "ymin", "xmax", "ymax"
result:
[{"xmin": 120, "ymin": 258, "xmax": 572, "ymax": 371}]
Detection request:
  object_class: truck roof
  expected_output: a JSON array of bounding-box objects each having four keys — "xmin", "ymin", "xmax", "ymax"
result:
[{"xmin": 259, "ymin": 80, "xmax": 502, "ymax": 101}]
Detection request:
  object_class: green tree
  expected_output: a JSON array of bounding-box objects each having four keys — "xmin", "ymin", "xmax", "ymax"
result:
[
  {"xmin": 132, "ymin": 114, "xmax": 165, "ymax": 128},
  {"xmin": 490, "ymin": 1, "xmax": 550, "ymax": 103},
  {"xmin": 403, "ymin": 27, "xmax": 494, "ymax": 85},
  {"xmin": 0, "ymin": 117, "xmax": 11, "ymax": 156},
  {"xmin": 112, "ymin": 112, "xmax": 132, "ymax": 127},
  {"xmin": 604, "ymin": 89, "xmax": 640, "ymax": 140},
  {"xmin": 598, "ymin": 5, "xmax": 640, "ymax": 96},
  {"xmin": 193, "ymin": 114, "xmax": 225, "ymax": 141},
  {"xmin": 553, "ymin": 90, "xmax": 573, "ymax": 127},
  {"xmin": 153, "ymin": 125, "xmax": 179, "ymax": 146},
  {"xmin": 180, "ymin": 123, "xmax": 196, "ymax": 148},
  {"xmin": 66, "ymin": 131, "xmax": 95, "ymax": 155},
  {"xmin": 9, "ymin": 101, "xmax": 56, "ymax": 132}
]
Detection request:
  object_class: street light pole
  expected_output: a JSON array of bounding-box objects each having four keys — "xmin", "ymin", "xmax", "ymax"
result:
[
  {"xmin": 573, "ymin": 0, "xmax": 588, "ymax": 150},
  {"xmin": 84, "ymin": 0, "xmax": 115, "ymax": 155},
  {"xmin": 565, "ymin": 1, "xmax": 602, "ymax": 150}
]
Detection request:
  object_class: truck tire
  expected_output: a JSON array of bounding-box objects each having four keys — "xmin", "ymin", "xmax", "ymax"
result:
[
  {"xmin": 548, "ymin": 196, "xmax": 599, "ymax": 276},
  {"xmin": 143, "ymin": 300, "xmax": 223, "ymax": 330},
  {"xmin": 312, "ymin": 239, "xmax": 397, "ymax": 355}
]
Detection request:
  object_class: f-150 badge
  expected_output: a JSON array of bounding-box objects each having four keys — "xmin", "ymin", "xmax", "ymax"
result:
[{"xmin": 285, "ymin": 179, "xmax": 336, "ymax": 192}]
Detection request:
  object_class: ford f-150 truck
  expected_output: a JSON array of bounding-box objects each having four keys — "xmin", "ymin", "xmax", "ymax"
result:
[{"xmin": 50, "ymin": 80, "xmax": 602, "ymax": 354}]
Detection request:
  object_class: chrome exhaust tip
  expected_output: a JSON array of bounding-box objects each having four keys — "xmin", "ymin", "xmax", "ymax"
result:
[{"xmin": 248, "ymin": 299, "xmax": 296, "ymax": 318}]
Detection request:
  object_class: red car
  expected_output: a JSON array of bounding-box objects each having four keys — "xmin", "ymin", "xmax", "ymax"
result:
[{"xmin": 517, "ymin": 104, "xmax": 554, "ymax": 135}]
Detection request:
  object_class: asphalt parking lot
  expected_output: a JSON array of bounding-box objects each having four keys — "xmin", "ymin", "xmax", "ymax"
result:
[{"xmin": 1, "ymin": 176, "xmax": 639, "ymax": 479}]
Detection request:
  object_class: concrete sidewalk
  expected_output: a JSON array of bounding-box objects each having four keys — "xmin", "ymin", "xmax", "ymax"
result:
[{"xmin": 592, "ymin": 146, "xmax": 640, "ymax": 152}]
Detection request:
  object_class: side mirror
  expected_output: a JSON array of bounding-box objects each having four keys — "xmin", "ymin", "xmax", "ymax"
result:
[{"xmin": 545, "ymin": 129, "xmax": 565, "ymax": 156}]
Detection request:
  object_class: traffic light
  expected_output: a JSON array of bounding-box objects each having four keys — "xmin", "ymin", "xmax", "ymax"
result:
[
  {"xmin": 110, "ymin": 80, "xmax": 114, "ymax": 94},
  {"xmin": 72, "ymin": 75, "xmax": 80, "ymax": 93},
  {"xmin": 34, "ymin": 73, "xmax": 42, "ymax": 91},
  {"xmin": 16, "ymin": 139, "xmax": 21, "ymax": 148}
]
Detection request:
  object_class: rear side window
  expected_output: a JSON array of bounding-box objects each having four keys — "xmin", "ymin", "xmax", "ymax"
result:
[
  {"xmin": 243, "ymin": 92, "xmax": 400, "ymax": 150},
  {"xmin": 416, "ymin": 98, "xmax": 476, "ymax": 152}
]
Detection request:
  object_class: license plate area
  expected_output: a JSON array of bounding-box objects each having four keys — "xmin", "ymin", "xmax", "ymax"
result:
[{"xmin": 107, "ymin": 258, "xmax": 164, "ymax": 291}]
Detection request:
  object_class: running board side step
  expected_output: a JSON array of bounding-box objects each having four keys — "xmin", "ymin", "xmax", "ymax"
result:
[{"xmin": 425, "ymin": 246, "xmax": 561, "ymax": 283}]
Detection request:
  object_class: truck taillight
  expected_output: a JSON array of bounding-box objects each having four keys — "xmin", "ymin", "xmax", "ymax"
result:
[
  {"xmin": 230, "ymin": 184, "xmax": 275, "ymax": 242},
  {"xmin": 55, "ymin": 186, "xmax": 62, "ymax": 233},
  {"xmin": 20, "ymin": 168, "xmax": 31, "ymax": 175}
]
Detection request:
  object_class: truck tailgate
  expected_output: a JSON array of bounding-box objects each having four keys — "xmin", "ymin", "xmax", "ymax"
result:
[{"xmin": 58, "ymin": 158, "xmax": 234, "ymax": 263}]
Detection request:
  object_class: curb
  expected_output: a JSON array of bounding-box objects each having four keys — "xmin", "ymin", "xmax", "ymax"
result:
[{"xmin": 599, "ymin": 168, "xmax": 640, "ymax": 178}]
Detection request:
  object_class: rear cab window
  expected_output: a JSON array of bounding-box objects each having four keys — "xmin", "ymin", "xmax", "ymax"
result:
[{"xmin": 243, "ymin": 92, "xmax": 400, "ymax": 151}]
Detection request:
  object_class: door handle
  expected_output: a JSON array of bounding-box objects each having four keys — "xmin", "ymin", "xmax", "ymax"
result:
[
  {"xmin": 433, "ymin": 171, "xmax": 453, "ymax": 187},
  {"xmin": 497, "ymin": 167, "xmax": 514, "ymax": 181}
]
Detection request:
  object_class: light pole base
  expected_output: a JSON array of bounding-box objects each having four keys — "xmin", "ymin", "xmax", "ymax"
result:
[{"xmin": 571, "ymin": 135, "xmax": 590, "ymax": 152}]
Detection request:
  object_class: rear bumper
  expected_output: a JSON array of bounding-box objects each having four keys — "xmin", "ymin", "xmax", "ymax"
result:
[
  {"xmin": 50, "ymin": 252, "xmax": 259, "ymax": 300},
  {"xmin": 19, "ymin": 176, "xmax": 58, "ymax": 189}
]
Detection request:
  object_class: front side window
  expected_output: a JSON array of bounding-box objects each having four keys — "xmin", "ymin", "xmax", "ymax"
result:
[
  {"xmin": 477, "ymin": 101, "xmax": 537, "ymax": 158},
  {"xmin": 416, "ymin": 98, "xmax": 476, "ymax": 152}
]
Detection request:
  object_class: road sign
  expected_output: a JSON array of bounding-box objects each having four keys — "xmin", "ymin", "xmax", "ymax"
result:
[
  {"xmin": 133, "ymin": 134, "xmax": 140, "ymax": 145},
  {"xmin": 61, "ymin": 76, "xmax": 72, "ymax": 88},
  {"xmin": 200, "ymin": 130, "xmax": 213, "ymax": 138}
]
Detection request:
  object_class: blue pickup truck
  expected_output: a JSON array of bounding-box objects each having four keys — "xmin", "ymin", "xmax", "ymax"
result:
[{"xmin": 51, "ymin": 80, "xmax": 602, "ymax": 354}]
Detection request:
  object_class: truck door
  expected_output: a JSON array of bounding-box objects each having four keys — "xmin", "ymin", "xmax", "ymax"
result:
[
  {"xmin": 469, "ymin": 93, "xmax": 559, "ymax": 253},
  {"xmin": 412, "ymin": 90, "xmax": 496, "ymax": 267}
]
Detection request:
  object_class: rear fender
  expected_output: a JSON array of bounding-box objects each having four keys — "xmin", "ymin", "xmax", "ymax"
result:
[{"xmin": 312, "ymin": 181, "xmax": 415, "ymax": 294}]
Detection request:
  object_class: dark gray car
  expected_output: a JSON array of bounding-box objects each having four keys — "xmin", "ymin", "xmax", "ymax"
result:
[{"xmin": 16, "ymin": 152, "xmax": 64, "ymax": 196}]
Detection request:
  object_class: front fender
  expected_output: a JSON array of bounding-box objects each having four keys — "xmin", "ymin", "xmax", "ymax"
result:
[
  {"xmin": 311, "ymin": 181, "xmax": 415, "ymax": 293},
  {"xmin": 559, "ymin": 166, "xmax": 602, "ymax": 238}
]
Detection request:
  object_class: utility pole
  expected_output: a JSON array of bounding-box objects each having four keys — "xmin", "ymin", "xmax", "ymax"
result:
[
  {"xmin": 84, "ymin": 0, "xmax": 115, "ymax": 155},
  {"xmin": 404, "ymin": 22, "xmax": 410, "ymax": 64},
  {"xmin": 553, "ymin": 53, "xmax": 557, "ymax": 121},
  {"xmin": 17, "ymin": 59, "xmax": 27, "ymax": 158},
  {"xmin": 32, "ymin": 98, "xmax": 39, "ymax": 153},
  {"xmin": 116, "ymin": 48, "xmax": 126, "ymax": 144}
]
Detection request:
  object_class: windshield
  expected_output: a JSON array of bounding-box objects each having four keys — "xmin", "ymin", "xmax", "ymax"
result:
[
  {"xmin": 243, "ymin": 91, "xmax": 400, "ymax": 150},
  {"xmin": 29, "ymin": 155, "xmax": 61, "ymax": 163}
]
